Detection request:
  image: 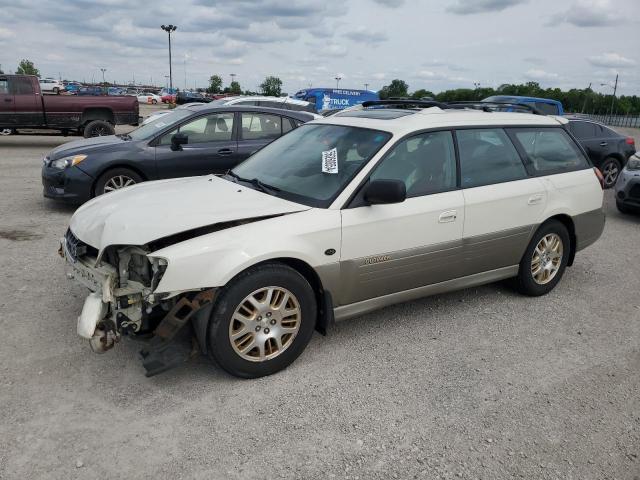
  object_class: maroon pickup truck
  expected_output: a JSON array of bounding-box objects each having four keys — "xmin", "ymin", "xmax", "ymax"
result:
[{"xmin": 0, "ymin": 75, "xmax": 140, "ymax": 137}]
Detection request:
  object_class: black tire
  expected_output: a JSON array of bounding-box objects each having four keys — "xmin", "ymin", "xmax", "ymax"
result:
[
  {"xmin": 600, "ymin": 157, "xmax": 621, "ymax": 189},
  {"xmin": 152, "ymin": 99, "xmax": 158, "ymax": 104},
  {"xmin": 616, "ymin": 200, "xmax": 633, "ymax": 214},
  {"xmin": 514, "ymin": 220, "xmax": 570, "ymax": 297},
  {"xmin": 94, "ymin": 167, "xmax": 143, "ymax": 196},
  {"xmin": 207, "ymin": 263, "xmax": 317, "ymax": 378},
  {"xmin": 83, "ymin": 120, "xmax": 115, "ymax": 138}
]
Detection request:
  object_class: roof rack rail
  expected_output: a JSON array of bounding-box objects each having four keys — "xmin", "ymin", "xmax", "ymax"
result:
[
  {"xmin": 361, "ymin": 99, "xmax": 449, "ymax": 109},
  {"xmin": 447, "ymin": 101, "xmax": 542, "ymax": 115}
]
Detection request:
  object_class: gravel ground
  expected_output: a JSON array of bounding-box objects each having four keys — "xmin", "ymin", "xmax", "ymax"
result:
[{"xmin": 0, "ymin": 123, "xmax": 638, "ymax": 480}]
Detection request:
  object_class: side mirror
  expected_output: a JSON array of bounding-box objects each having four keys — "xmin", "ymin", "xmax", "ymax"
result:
[
  {"xmin": 171, "ymin": 132, "xmax": 188, "ymax": 151},
  {"xmin": 364, "ymin": 179, "xmax": 406, "ymax": 205}
]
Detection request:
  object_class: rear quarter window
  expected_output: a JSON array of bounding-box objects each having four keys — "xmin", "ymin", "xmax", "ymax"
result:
[{"xmin": 509, "ymin": 128, "xmax": 590, "ymax": 175}]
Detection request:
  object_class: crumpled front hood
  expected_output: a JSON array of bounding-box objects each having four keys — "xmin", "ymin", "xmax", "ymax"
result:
[
  {"xmin": 48, "ymin": 135, "xmax": 127, "ymax": 159},
  {"xmin": 69, "ymin": 175, "xmax": 310, "ymax": 251}
]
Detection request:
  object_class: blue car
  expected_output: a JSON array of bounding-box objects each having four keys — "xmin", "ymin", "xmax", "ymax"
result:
[
  {"xmin": 483, "ymin": 95, "xmax": 564, "ymax": 115},
  {"xmin": 77, "ymin": 86, "xmax": 106, "ymax": 96}
]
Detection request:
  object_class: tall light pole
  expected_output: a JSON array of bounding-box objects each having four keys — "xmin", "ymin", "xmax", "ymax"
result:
[
  {"xmin": 230, "ymin": 73, "xmax": 237, "ymax": 93},
  {"xmin": 364, "ymin": 83, "xmax": 369, "ymax": 90},
  {"xmin": 100, "ymin": 68, "xmax": 106, "ymax": 85},
  {"xmin": 160, "ymin": 24, "xmax": 177, "ymax": 92},
  {"xmin": 601, "ymin": 73, "xmax": 618, "ymax": 118},
  {"xmin": 335, "ymin": 76, "xmax": 341, "ymax": 89}
]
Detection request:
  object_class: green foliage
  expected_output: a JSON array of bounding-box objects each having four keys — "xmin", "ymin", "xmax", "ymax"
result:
[
  {"xmin": 16, "ymin": 59, "xmax": 40, "ymax": 77},
  {"xmin": 401, "ymin": 81, "xmax": 640, "ymax": 115},
  {"xmin": 229, "ymin": 80, "xmax": 241, "ymax": 95},
  {"xmin": 379, "ymin": 79, "xmax": 409, "ymax": 99},
  {"xmin": 207, "ymin": 75, "xmax": 222, "ymax": 94},
  {"xmin": 260, "ymin": 76, "xmax": 283, "ymax": 97},
  {"xmin": 411, "ymin": 89, "xmax": 435, "ymax": 100}
]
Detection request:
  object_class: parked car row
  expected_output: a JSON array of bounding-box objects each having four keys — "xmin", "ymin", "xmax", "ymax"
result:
[{"xmin": 50, "ymin": 99, "xmax": 621, "ymax": 378}]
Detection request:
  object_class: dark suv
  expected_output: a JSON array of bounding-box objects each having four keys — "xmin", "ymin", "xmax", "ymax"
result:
[{"xmin": 566, "ymin": 118, "xmax": 636, "ymax": 188}]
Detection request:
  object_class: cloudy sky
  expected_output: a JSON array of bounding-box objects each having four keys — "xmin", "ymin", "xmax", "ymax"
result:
[{"xmin": 1, "ymin": 0, "xmax": 638, "ymax": 95}]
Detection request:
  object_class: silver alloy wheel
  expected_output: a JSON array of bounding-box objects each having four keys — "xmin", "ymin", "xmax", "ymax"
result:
[
  {"xmin": 0, "ymin": 129, "xmax": 12, "ymax": 136},
  {"xmin": 602, "ymin": 161, "xmax": 619, "ymax": 187},
  {"xmin": 531, "ymin": 233, "xmax": 563, "ymax": 285},
  {"xmin": 229, "ymin": 286, "xmax": 301, "ymax": 362},
  {"xmin": 103, "ymin": 175, "xmax": 136, "ymax": 193}
]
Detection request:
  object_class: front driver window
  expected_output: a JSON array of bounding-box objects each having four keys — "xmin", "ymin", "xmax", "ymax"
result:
[
  {"xmin": 369, "ymin": 130, "xmax": 457, "ymax": 197},
  {"xmin": 159, "ymin": 113, "xmax": 234, "ymax": 145}
]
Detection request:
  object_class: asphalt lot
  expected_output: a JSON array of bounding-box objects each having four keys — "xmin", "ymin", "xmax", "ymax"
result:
[{"xmin": 0, "ymin": 115, "xmax": 639, "ymax": 480}]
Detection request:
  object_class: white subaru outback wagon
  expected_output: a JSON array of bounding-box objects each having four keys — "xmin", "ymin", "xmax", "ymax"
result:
[{"xmin": 61, "ymin": 101, "xmax": 605, "ymax": 378}]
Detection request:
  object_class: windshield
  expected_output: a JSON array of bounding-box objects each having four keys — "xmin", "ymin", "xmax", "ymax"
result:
[
  {"xmin": 126, "ymin": 109, "xmax": 194, "ymax": 141},
  {"xmin": 231, "ymin": 124, "xmax": 391, "ymax": 207}
]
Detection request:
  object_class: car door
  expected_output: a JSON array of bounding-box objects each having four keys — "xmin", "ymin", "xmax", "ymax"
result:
[
  {"xmin": 568, "ymin": 120, "xmax": 602, "ymax": 165},
  {"xmin": 235, "ymin": 112, "xmax": 285, "ymax": 159},
  {"xmin": 10, "ymin": 76, "xmax": 44, "ymax": 127},
  {"xmin": 153, "ymin": 111, "xmax": 240, "ymax": 178},
  {"xmin": 339, "ymin": 130, "xmax": 464, "ymax": 306},
  {"xmin": 456, "ymin": 128, "xmax": 547, "ymax": 275},
  {"xmin": 0, "ymin": 76, "xmax": 14, "ymax": 126}
]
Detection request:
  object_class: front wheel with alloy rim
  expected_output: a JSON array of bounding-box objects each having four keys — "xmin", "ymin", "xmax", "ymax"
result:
[
  {"xmin": 207, "ymin": 263, "xmax": 317, "ymax": 378},
  {"xmin": 94, "ymin": 167, "xmax": 143, "ymax": 196},
  {"xmin": 600, "ymin": 157, "xmax": 621, "ymax": 189},
  {"xmin": 83, "ymin": 120, "xmax": 115, "ymax": 138},
  {"xmin": 514, "ymin": 220, "xmax": 570, "ymax": 296}
]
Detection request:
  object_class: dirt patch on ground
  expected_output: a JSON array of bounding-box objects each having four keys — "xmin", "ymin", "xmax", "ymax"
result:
[{"xmin": 0, "ymin": 229, "xmax": 43, "ymax": 241}]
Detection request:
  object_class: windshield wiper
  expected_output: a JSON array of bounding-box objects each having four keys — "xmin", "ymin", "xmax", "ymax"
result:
[{"xmin": 225, "ymin": 171, "xmax": 280, "ymax": 195}]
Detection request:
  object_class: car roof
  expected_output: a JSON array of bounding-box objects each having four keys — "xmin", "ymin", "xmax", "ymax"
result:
[
  {"xmin": 184, "ymin": 104, "xmax": 316, "ymax": 121},
  {"xmin": 223, "ymin": 96, "xmax": 311, "ymax": 106},
  {"xmin": 310, "ymin": 106, "xmax": 567, "ymax": 135}
]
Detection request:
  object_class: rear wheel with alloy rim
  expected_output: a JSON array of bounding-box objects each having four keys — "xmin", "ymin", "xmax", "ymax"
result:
[
  {"xmin": 208, "ymin": 263, "xmax": 316, "ymax": 378},
  {"xmin": 600, "ymin": 157, "xmax": 621, "ymax": 189},
  {"xmin": 94, "ymin": 167, "xmax": 143, "ymax": 196},
  {"xmin": 514, "ymin": 220, "xmax": 570, "ymax": 296}
]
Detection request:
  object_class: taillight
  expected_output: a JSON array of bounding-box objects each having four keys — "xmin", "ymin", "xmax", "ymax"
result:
[
  {"xmin": 594, "ymin": 167, "xmax": 605, "ymax": 189},
  {"xmin": 625, "ymin": 137, "xmax": 635, "ymax": 145}
]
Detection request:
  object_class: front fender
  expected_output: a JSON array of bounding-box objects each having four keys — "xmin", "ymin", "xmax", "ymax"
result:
[{"xmin": 150, "ymin": 209, "xmax": 341, "ymax": 293}]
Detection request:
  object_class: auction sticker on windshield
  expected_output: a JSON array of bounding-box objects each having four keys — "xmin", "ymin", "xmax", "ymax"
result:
[{"xmin": 322, "ymin": 147, "xmax": 338, "ymax": 174}]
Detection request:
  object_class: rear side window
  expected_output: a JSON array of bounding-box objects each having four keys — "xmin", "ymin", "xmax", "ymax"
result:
[
  {"xmin": 282, "ymin": 118, "xmax": 294, "ymax": 134},
  {"xmin": 240, "ymin": 113, "xmax": 282, "ymax": 140},
  {"xmin": 11, "ymin": 78, "xmax": 35, "ymax": 95},
  {"xmin": 569, "ymin": 121, "xmax": 596, "ymax": 139},
  {"xmin": 456, "ymin": 128, "xmax": 527, "ymax": 188},
  {"xmin": 510, "ymin": 128, "xmax": 589, "ymax": 175},
  {"xmin": 0, "ymin": 78, "xmax": 8, "ymax": 95}
]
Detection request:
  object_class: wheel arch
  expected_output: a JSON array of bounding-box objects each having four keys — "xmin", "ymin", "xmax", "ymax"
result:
[
  {"xmin": 543, "ymin": 214, "xmax": 577, "ymax": 266},
  {"xmin": 91, "ymin": 163, "xmax": 148, "ymax": 197},
  {"xmin": 248, "ymin": 257, "xmax": 334, "ymax": 335},
  {"xmin": 81, "ymin": 108, "xmax": 115, "ymax": 125}
]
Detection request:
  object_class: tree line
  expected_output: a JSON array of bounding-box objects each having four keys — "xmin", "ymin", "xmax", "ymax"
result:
[{"xmin": 378, "ymin": 79, "xmax": 640, "ymax": 115}]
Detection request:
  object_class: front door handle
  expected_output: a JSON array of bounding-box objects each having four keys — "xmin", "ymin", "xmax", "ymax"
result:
[
  {"xmin": 528, "ymin": 193, "xmax": 544, "ymax": 205},
  {"xmin": 3, "ymin": 98, "xmax": 11, "ymax": 102},
  {"xmin": 217, "ymin": 148, "xmax": 233, "ymax": 156},
  {"xmin": 599, "ymin": 142, "xmax": 608, "ymax": 147},
  {"xmin": 438, "ymin": 210, "xmax": 457, "ymax": 223}
]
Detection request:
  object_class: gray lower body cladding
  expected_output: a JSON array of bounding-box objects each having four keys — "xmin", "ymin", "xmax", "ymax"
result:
[{"xmin": 317, "ymin": 209, "xmax": 604, "ymax": 319}]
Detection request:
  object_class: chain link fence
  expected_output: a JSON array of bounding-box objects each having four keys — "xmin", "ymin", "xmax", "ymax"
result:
[{"xmin": 573, "ymin": 113, "xmax": 640, "ymax": 128}]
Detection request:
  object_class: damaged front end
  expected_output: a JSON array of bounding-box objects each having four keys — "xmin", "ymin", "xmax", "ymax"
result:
[{"xmin": 60, "ymin": 228, "xmax": 215, "ymax": 376}]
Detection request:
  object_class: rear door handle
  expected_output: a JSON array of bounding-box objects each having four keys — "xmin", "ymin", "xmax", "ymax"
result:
[
  {"xmin": 599, "ymin": 142, "xmax": 608, "ymax": 147},
  {"xmin": 438, "ymin": 210, "xmax": 457, "ymax": 223},
  {"xmin": 217, "ymin": 148, "xmax": 233, "ymax": 156},
  {"xmin": 528, "ymin": 194, "xmax": 544, "ymax": 205}
]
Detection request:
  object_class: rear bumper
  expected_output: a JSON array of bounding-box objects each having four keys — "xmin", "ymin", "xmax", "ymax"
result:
[
  {"xmin": 574, "ymin": 208, "xmax": 605, "ymax": 252},
  {"xmin": 42, "ymin": 165, "xmax": 94, "ymax": 204}
]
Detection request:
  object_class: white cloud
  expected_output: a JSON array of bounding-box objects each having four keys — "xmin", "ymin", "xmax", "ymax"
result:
[
  {"xmin": 524, "ymin": 69, "xmax": 560, "ymax": 81},
  {"xmin": 587, "ymin": 52, "xmax": 636, "ymax": 68},
  {"xmin": 550, "ymin": 0, "xmax": 623, "ymax": 27}
]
